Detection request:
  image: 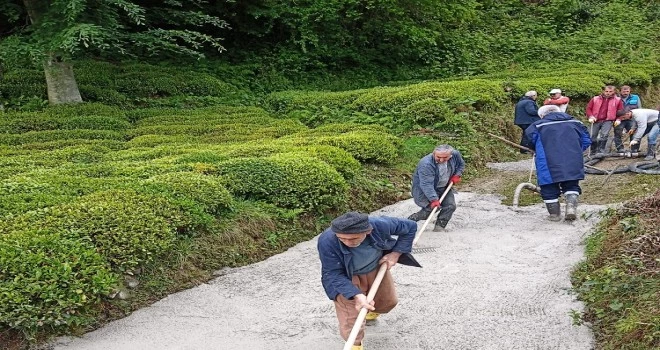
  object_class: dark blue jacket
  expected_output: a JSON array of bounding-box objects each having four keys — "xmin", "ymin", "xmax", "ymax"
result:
[
  {"xmin": 525, "ymin": 112, "xmax": 591, "ymax": 185},
  {"xmin": 411, "ymin": 150, "xmax": 465, "ymax": 207},
  {"xmin": 514, "ymin": 96, "xmax": 540, "ymax": 125},
  {"xmin": 317, "ymin": 216, "xmax": 416, "ymax": 300}
]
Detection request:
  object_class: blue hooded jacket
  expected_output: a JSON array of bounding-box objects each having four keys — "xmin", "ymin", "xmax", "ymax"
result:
[
  {"xmin": 317, "ymin": 216, "xmax": 416, "ymax": 300},
  {"xmin": 525, "ymin": 112, "xmax": 591, "ymax": 185}
]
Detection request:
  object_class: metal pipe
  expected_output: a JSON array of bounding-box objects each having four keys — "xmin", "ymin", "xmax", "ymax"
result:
[{"xmin": 513, "ymin": 182, "xmax": 540, "ymax": 207}]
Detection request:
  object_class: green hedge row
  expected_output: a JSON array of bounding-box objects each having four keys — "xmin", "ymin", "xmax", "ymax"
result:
[
  {"xmin": 130, "ymin": 106, "xmax": 270, "ymax": 124},
  {"xmin": 0, "ymin": 129, "xmax": 127, "ymax": 146},
  {"xmin": 0, "ymin": 62, "xmax": 250, "ymax": 108},
  {"xmin": 0, "ymin": 115, "xmax": 130, "ymax": 134},
  {"xmin": 212, "ymin": 154, "xmax": 348, "ymax": 211}
]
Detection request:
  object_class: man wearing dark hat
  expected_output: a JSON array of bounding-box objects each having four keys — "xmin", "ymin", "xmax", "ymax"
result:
[{"xmin": 317, "ymin": 212, "xmax": 418, "ymax": 350}]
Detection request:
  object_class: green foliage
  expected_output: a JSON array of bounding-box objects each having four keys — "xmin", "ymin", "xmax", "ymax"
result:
[
  {"xmin": 143, "ymin": 172, "xmax": 234, "ymax": 216},
  {"xmin": 276, "ymin": 130, "xmax": 401, "ymax": 164},
  {"xmin": 213, "ymin": 154, "xmax": 348, "ymax": 211},
  {"xmin": 572, "ymin": 193, "xmax": 660, "ymax": 349},
  {"xmin": 0, "ymin": 190, "xmax": 183, "ymax": 273},
  {"xmin": 0, "ymin": 129, "xmax": 127, "ymax": 145},
  {"xmin": 0, "ymin": 1, "xmax": 228, "ymax": 66},
  {"xmin": 0, "ymin": 231, "xmax": 117, "ymax": 338}
]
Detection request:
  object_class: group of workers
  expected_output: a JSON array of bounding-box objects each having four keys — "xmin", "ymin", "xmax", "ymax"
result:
[
  {"xmin": 515, "ymin": 86, "xmax": 660, "ymax": 160},
  {"xmin": 316, "ymin": 85, "xmax": 659, "ymax": 350}
]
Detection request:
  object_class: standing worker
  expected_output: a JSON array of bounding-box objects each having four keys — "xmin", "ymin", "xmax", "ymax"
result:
[
  {"xmin": 525, "ymin": 105, "xmax": 591, "ymax": 221},
  {"xmin": 317, "ymin": 212, "xmax": 418, "ymax": 350},
  {"xmin": 615, "ymin": 108, "xmax": 659, "ymax": 160},
  {"xmin": 407, "ymin": 144, "xmax": 465, "ymax": 231},
  {"xmin": 586, "ymin": 85, "xmax": 623, "ymax": 154},
  {"xmin": 544, "ymin": 88, "xmax": 570, "ymax": 112},
  {"xmin": 514, "ymin": 90, "xmax": 540, "ymax": 153},
  {"xmin": 612, "ymin": 85, "xmax": 643, "ymax": 152}
]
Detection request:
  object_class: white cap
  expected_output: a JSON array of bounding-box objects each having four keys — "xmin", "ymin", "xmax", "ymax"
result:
[{"xmin": 549, "ymin": 88, "xmax": 562, "ymax": 94}]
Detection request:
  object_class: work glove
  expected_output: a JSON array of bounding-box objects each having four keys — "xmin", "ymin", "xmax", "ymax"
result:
[
  {"xmin": 588, "ymin": 116, "xmax": 597, "ymax": 123},
  {"xmin": 613, "ymin": 120, "xmax": 621, "ymax": 127},
  {"xmin": 430, "ymin": 199, "xmax": 440, "ymax": 208},
  {"xmin": 630, "ymin": 140, "xmax": 639, "ymax": 146},
  {"xmin": 628, "ymin": 129, "xmax": 636, "ymax": 135},
  {"xmin": 450, "ymin": 175, "xmax": 461, "ymax": 184}
]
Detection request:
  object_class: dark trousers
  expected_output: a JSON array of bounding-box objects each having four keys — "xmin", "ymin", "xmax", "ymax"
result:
[
  {"xmin": 421, "ymin": 187, "xmax": 457, "ymax": 224},
  {"xmin": 539, "ymin": 180, "xmax": 581, "ymax": 201},
  {"xmin": 590, "ymin": 121, "xmax": 613, "ymax": 153},
  {"xmin": 517, "ymin": 124, "xmax": 532, "ymax": 153},
  {"xmin": 613, "ymin": 119, "xmax": 635, "ymax": 151}
]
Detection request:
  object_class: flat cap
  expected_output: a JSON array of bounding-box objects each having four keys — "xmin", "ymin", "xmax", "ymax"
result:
[{"xmin": 331, "ymin": 212, "xmax": 372, "ymax": 234}]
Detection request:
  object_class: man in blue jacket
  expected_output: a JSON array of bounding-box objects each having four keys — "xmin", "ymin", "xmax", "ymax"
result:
[
  {"xmin": 317, "ymin": 212, "xmax": 417, "ymax": 350},
  {"xmin": 613, "ymin": 85, "xmax": 643, "ymax": 152},
  {"xmin": 408, "ymin": 144, "xmax": 465, "ymax": 231},
  {"xmin": 525, "ymin": 105, "xmax": 591, "ymax": 221},
  {"xmin": 514, "ymin": 91, "xmax": 540, "ymax": 153}
]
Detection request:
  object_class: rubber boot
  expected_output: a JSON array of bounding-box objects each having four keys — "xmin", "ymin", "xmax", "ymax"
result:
[
  {"xmin": 565, "ymin": 194, "xmax": 579, "ymax": 221},
  {"xmin": 644, "ymin": 145, "xmax": 656, "ymax": 161},
  {"xmin": 545, "ymin": 202, "xmax": 561, "ymax": 222},
  {"xmin": 365, "ymin": 311, "xmax": 380, "ymax": 325},
  {"xmin": 407, "ymin": 209, "xmax": 430, "ymax": 221},
  {"xmin": 433, "ymin": 219, "xmax": 448, "ymax": 232},
  {"xmin": 351, "ymin": 345, "xmax": 363, "ymax": 350},
  {"xmin": 597, "ymin": 139, "xmax": 608, "ymax": 155}
]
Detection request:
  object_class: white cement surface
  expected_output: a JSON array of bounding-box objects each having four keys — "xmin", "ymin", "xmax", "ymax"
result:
[{"xmin": 53, "ymin": 192, "xmax": 603, "ymax": 350}]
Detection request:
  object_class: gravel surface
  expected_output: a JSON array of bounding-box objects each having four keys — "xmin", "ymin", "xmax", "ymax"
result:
[
  {"xmin": 52, "ymin": 191, "xmax": 603, "ymax": 350},
  {"xmin": 487, "ymin": 158, "xmax": 535, "ymax": 172}
]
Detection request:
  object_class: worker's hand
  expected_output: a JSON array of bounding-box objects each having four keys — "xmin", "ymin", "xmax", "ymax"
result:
[
  {"xmin": 630, "ymin": 140, "xmax": 639, "ymax": 146},
  {"xmin": 450, "ymin": 175, "xmax": 461, "ymax": 184},
  {"xmin": 613, "ymin": 120, "xmax": 621, "ymax": 127},
  {"xmin": 430, "ymin": 199, "xmax": 440, "ymax": 208},
  {"xmin": 588, "ymin": 116, "xmax": 596, "ymax": 123},
  {"xmin": 628, "ymin": 129, "xmax": 636, "ymax": 135},
  {"xmin": 379, "ymin": 251, "xmax": 402, "ymax": 270},
  {"xmin": 353, "ymin": 293, "xmax": 375, "ymax": 312}
]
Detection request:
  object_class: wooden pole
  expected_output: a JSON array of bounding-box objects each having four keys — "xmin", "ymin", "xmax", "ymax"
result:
[
  {"xmin": 487, "ymin": 133, "xmax": 534, "ymax": 154},
  {"xmin": 343, "ymin": 182, "xmax": 454, "ymax": 349},
  {"xmin": 342, "ymin": 263, "xmax": 389, "ymax": 350}
]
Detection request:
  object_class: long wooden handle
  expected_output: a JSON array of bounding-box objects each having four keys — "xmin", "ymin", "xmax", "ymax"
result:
[
  {"xmin": 342, "ymin": 182, "xmax": 454, "ymax": 349},
  {"xmin": 342, "ymin": 263, "xmax": 389, "ymax": 350},
  {"xmin": 412, "ymin": 182, "xmax": 453, "ymax": 246},
  {"xmin": 487, "ymin": 132, "xmax": 535, "ymax": 154}
]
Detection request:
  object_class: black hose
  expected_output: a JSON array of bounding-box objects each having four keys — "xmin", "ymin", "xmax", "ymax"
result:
[{"xmin": 628, "ymin": 161, "xmax": 660, "ymax": 175}]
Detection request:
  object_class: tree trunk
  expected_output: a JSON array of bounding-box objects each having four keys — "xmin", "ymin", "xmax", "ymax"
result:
[{"xmin": 43, "ymin": 55, "xmax": 83, "ymax": 104}]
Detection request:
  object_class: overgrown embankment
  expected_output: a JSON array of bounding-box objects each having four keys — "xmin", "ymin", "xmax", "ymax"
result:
[{"xmin": 572, "ymin": 190, "xmax": 659, "ymax": 350}]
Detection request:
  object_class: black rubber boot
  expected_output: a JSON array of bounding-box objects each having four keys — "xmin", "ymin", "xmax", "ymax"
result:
[
  {"xmin": 433, "ymin": 219, "xmax": 448, "ymax": 232},
  {"xmin": 597, "ymin": 140, "xmax": 608, "ymax": 154},
  {"xmin": 644, "ymin": 145, "xmax": 656, "ymax": 161},
  {"xmin": 565, "ymin": 194, "xmax": 579, "ymax": 221},
  {"xmin": 408, "ymin": 209, "xmax": 431, "ymax": 221},
  {"xmin": 545, "ymin": 202, "xmax": 561, "ymax": 222}
]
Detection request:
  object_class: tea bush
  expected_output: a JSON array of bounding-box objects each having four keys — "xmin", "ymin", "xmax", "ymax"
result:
[
  {"xmin": 0, "ymin": 231, "xmax": 117, "ymax": 338},
  {"xmin": 214, "ymin": 154, "xmax": 348, "ymax": 211}
]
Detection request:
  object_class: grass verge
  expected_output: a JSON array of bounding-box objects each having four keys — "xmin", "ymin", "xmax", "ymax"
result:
[{"xmin": 571, "ymin": 190, "xmax": 659, "ymax": 350}]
